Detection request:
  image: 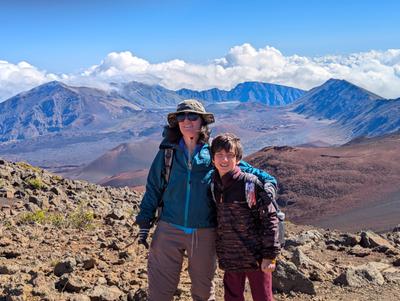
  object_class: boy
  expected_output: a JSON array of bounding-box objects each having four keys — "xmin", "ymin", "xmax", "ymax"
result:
[{"xmin": 210, "ymin": 133, "xmax": 280, "ymax": 301}]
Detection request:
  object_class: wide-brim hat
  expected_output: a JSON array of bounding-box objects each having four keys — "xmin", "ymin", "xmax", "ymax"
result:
[{"xmin": 167, "ymin": 99, "xmax": 215, "ymax": 126}]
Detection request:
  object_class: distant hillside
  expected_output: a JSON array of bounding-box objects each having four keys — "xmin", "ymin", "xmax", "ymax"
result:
[
  {"xmin": 0, "ymin": 81, "xmax": 140, "ymax": 142},
  {"xmin": 70, "ymin": 139, "xmax": 159, "ymax": 184},
  {"xmin": 0, "ymin": 80, "xmax": 306, "ymax": 143},
  {"xmin": 292, "ymin": 79, "xmax": 400, "ymax": 137},
  {"xmin": 111, "ymin": 81, "xmax": 184, "ymax": 108},
  {"xmin": 1, "ymin": 78, "xmax": 400, "ymax": 176},
  {"xmin": 246, "ymin": 131, "xmax": 400, "ymax": 232},
  {"xmin": 177, "ymin": 81, "xmax": 306, "ymax": 106},
  {"xmin": 98, "ymin": 169, "xmax": 149, "ymax": 187}
]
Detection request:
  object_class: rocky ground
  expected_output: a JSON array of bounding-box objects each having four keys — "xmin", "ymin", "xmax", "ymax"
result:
[{"xmin": 1, "ymin": 158, "xmax": 400, "ymax": 301}]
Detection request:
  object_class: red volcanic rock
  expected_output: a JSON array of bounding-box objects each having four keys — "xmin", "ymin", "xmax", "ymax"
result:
[{"xmin": 246, "ymin": 132, "xmax": 400, "ymax": 232}]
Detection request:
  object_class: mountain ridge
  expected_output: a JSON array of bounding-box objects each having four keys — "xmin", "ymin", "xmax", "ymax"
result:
[
  {"xmin": 0, "ymin": 81, "xmax": 140, "ymax": 142},
  {"xmin": 177, "ymin": 81, "xmax": 306, "ymax": 105},
  {"xmin": 292, "ymin": 78, "xmax": 400, "ymax": 137}
]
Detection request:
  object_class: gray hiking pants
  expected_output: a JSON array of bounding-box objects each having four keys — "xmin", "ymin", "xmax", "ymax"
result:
[{"xmin": 148, "ymin": 221, "xmax": 217, "ymax": 301}]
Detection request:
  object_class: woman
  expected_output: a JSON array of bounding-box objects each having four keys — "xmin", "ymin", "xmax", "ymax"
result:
[{"xmin": 135, "ymin": 99, "xmax": 277, "ymax": 301}]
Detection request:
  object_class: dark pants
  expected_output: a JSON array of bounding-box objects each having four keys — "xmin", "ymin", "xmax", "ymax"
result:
[{"xmin": 223, "ymin": 270, "xmax": 274, "ymax": 301}]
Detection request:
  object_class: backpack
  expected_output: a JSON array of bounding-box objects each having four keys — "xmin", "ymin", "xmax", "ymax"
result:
[{"xmin": 210, "ymin": 177, "xmax": 286, "ymax": 247}]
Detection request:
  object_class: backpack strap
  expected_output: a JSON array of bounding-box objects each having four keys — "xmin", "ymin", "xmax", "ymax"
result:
[
  {"xmin": 163, "ymin": 148, "xmax": 174, "ymax": 187},
  {"xmin": 154, "ymin": 148, "xmax": 174, "ymax": 225},
  {"xmin": 210, "ymin": 182, "xmax": 217, "ymax": 203},
  {"xmin": 243, "ymin": 173, "xmax": 258, "ymax": 208},
  {"xmin": 245, "ymin": 181, "xmax": 257, "ymax": 208},
  {"xmin": 243, "ymin": 173, "xmax": 286, "ymax": 246}
]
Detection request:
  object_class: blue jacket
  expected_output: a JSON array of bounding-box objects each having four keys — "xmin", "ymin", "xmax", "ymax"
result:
[{"xmin": 136, "ymin": 140, "xmax": 277, "ymax": 229}]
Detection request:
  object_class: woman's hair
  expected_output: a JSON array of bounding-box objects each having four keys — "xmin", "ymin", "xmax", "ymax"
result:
[
  {"xmin": 163, "ymin": 118, "xmax": 211, "ymax": 144},
  {"xmin": 211, "ymin": 133, "xmax": 243, "ymax": 161}
]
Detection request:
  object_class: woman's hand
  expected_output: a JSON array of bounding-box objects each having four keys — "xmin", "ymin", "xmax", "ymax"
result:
[{"xmin": 261, "ymin": 258, "xmax": 276, "ymax": 273}]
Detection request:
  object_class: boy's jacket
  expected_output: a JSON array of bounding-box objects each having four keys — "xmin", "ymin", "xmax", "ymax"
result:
[{"xmin": 212, "ymin": 167, "xmax": 281, "ymax": 272}]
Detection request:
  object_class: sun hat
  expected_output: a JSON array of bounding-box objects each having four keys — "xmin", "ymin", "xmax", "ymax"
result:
[{"xmin": 167, "ymin": 99, "xmax": 215, "ymax": 126}]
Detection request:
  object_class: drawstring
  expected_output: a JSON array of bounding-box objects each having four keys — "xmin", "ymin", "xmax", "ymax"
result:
[{"xmin": 190, "ymin": 230, "xmax": 198, "ymax": 257}]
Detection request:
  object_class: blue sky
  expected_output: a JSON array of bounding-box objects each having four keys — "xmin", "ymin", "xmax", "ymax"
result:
[
  {"xmin": 1, "ymin": 0, "xmax": 399, "ymax": 73},
  {"xmin": 1, "ymin": 0, "xmax": 400, "ymax": 101}
]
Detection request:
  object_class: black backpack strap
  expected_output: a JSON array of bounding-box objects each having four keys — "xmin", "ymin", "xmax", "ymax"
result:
[
  {"xmin": 163, "ymin": 148, "xmax": 174, "ymax": 186},
  {"xmin": 154, "ymin": 148, "xmax": 174, "ymax": 225},
  {"xmin": 210, "ymin": 182, "xmax": 217, "ymax": 203}
]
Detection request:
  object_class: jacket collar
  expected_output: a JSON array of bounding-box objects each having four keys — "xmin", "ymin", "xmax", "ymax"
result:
[{"xmin": 213, "ymin": 166, "xmax": 241, "ymax": 189}]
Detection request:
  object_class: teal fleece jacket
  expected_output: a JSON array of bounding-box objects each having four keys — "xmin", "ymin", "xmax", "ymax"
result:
[{"xmin": 135, "ymin": 141, "xmax": 277, "ymax": 229}]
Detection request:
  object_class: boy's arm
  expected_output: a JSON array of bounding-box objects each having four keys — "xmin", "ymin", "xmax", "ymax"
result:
[
  {"xmin": 135, "ymin": 150, "xmax": 165, "ymax": 229},
  {"xmin": 238, "ymin": 160, "xmax": 277, "ymax": 186},
  {"xmin": 255, "ymin": 181, "xmax": 281, "ymax": 259}
]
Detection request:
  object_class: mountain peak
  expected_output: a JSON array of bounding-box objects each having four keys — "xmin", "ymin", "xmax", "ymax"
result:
[
  {"xmin": 325, "ymin": 78, "xmax": 349, "ymax": 85},
  {"xmin": 292, "ymin": 78, "xmax": 399, "ymax": 137},
  {"xmin": 320, "ymin": 78, "xmax": 383, "ymax": 99},
  {"xmin": 35, "ymin": 80, "xmax": 69, "ymax": 90}
]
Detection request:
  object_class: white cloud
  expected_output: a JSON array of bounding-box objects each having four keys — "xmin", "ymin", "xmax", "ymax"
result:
[
  {"xmin": 1, "ymin": 44, "xmax": 400, "ymax": 102},
  {"xmin": 0, "ymin": 60, "xmax": 58, "ymax": 101}
]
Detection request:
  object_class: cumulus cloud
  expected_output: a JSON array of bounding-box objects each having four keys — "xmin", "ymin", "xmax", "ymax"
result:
[
  {"xmin": 1, "ymin": 44, "xmax": 400, "ymax": 102},
  {"xmin": 0, "ymin": 60, "xmax": 58, "ymax": 101}
]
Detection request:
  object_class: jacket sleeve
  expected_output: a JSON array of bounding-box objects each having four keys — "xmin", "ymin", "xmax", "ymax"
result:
[
  {"xmin": 135, "ymin": 150, "xmax": 165, "ymax": 229},
  {"xmin": 238, "ymin": 160, "xmax": 277, "ymax": 187},
  {"xmin": 255, "ymin": 180, "xmax": 281, "ymax": 259}
]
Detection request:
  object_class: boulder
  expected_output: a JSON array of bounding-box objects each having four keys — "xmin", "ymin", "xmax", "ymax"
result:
[
  {"xmin": 273, "ymin": 260, "xmax": 316, "ymax": 295},
  {"xmin": 54, "ymin": 257, "xmax": 76, "ymax": 277},
  {"xmin": 0, "ymin": 187, "xmax": 15, "ymax": 199},
  {"xmin": 89, "ymin": 285, "xmax": 123, "ymax": 301},
  {"xmin": 337, "ymin": 233, "xmax": 360, "ymax": 247},
  {"xmin": 360, "ymin": 231, "xmax": 393, "ymax": 249},
  {"xmin": 334, "ymin": 263, "xmax": 385, "ymax": 287},
  {"xmin": 50, "ymin": 186, "xmax": 63, "ymax": 195},
  {"xmin": 30, "ymin": 271, "xmax": 55, "ymax": 297},
  {"xmin": 127, "ymin": 288, "xmax": 148, "ymax": 301},
  {"xmin": 285, "ymin": 230, "xmax": 324, "ymax": 248},
  {"xmin": 55, "ymin": 274, "xmax": 88, "ymax": 293},
  {"xmin": 347, "ymin": 245, "xmax": 371, "ymax": 257},
  {"xmin": 0, "ymin": 264, "xmax": 19, "ymax": 274},
  {"xmin": 83, "ymin": 257, "xmax": 97, "ymax": 270},
  {"xmin": 291, "ymin": 248, "xmax": 325, "ymax": 271},
  {"xmin": 105, "ymin": 208, "xmax": 126, "ymax": 221}
]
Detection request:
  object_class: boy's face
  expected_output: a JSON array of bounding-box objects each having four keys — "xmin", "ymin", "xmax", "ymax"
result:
[{"xmin": 213, "ymin": 149, "xmax": 239, "ymax": 177}]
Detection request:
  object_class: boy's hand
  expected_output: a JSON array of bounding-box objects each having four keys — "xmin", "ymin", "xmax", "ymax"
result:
[
  {"xmin": 263, "ymin": 182, "xmax": 277, "ymax": 201},
  {"xmin": 261, "ymin": 258, "xmax": 276, "ymax": 273}
]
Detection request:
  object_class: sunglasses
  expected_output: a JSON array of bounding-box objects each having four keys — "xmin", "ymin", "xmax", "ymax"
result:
[{"xmin": 176, "ymin": 112, "xmax": 200, "ymax": 122}]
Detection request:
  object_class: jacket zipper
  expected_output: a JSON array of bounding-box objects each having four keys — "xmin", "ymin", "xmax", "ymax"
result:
[{"xmin": 184, "ymin": 155, "xmax": 192, "ymax": 227}]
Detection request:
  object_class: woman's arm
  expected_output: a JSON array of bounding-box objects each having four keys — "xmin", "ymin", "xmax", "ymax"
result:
[
  {"xmin": 238, "ymin": 160, "xmax": 277, "ymax": 186},
  {"xmin": 135, "ymin": 150, "xmax": 165, "ymax": 229}
]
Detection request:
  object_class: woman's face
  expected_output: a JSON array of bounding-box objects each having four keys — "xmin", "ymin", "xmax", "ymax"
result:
[{"xmin": 177, "ymin": 113, "xmax": 203, "ymax": 139}]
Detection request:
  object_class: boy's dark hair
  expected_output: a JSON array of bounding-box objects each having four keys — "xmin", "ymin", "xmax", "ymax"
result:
[
  {"xmin": 163, "ymin": 118, "xmax": 211, "ymax": 144},
  {"xmin": 211, "ymin": 133, "xmax": 243, "ymax": 160}
]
